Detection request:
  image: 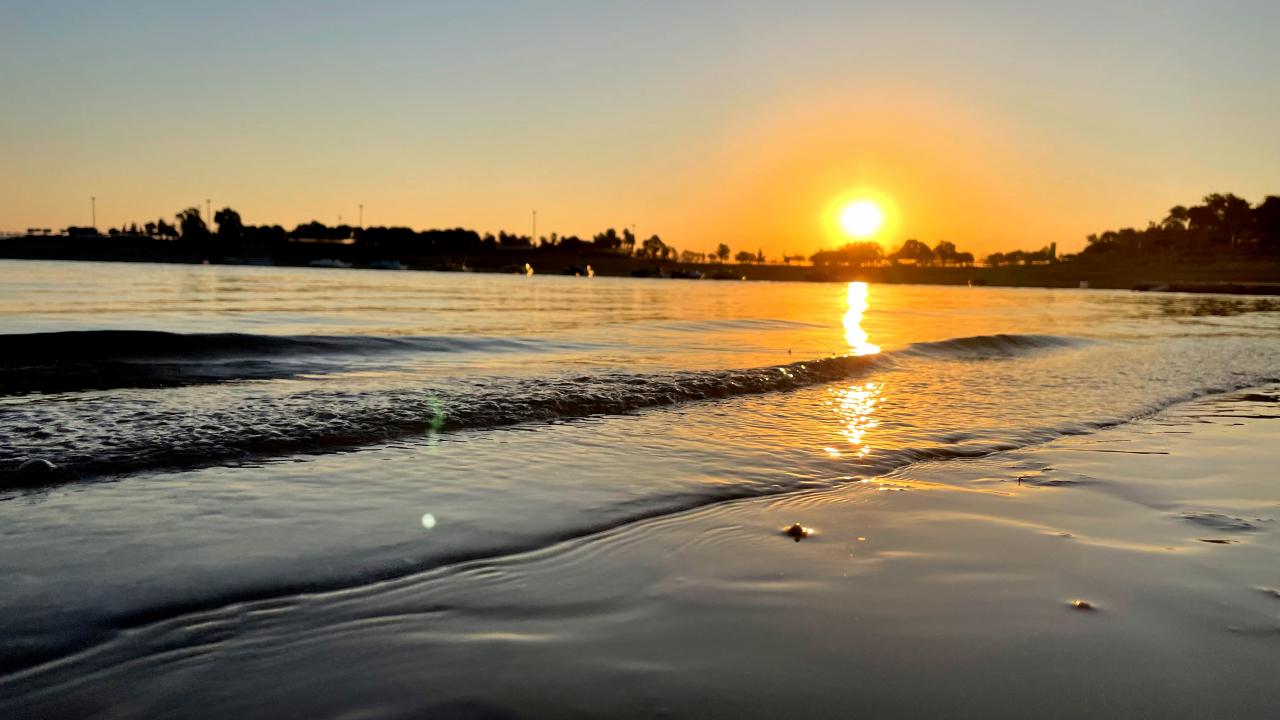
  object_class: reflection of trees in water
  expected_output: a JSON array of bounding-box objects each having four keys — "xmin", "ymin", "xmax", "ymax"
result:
[
  {"xmin": 1153, "ymin": 297, "xmax": 1280, "ymax": 317},
  {"xmin": 1104, "ymin": 293, "xmax": 1280, "ymax": 318}
]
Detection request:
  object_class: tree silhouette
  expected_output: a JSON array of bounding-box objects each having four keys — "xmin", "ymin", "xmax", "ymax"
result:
[
  {"xmin": 1163, "ymin": 205, "xmax": 1189, "ymax": 231},
  {"xmin": 1200, "ymin": 193, "xmax": 1253, "ymax": 247},
  {"xmin": 641, "ymin": 235, "xmax": 667, "ymax": 260},
  {"xmin": 715, "ymin": 243, "xmax": 730, "ymax": 262},
  {"xmin": 498, "ymin": 231, "xmax": 532, "ymax": 247},
  {"xmin": 985, "ymin": 245, "xmax": 1056, "ymax": 266},
  {"xmin": 1255, "ymin": 196, "xmax": 1280, "ymax": 253},
  {"xmin": 891, "ymin": 239, "xmax": 935, "ymax": 265},
  {"xmin": 592, "ymin": 228, "xmax": 621, "ymax": 251},
  {"xmin": 214, "ymin": 207, "xmax": 243, "ymax": 239},
  {"xmin": 809, "ymin": 241, "xmax": 883, "ymax": 267},
  {"xmin": 1084, "ymin": 192, "xmax": 1280, "ymax": 259},
  {"xmin": 176, "ymin": 207, "xmax": 209, "ymax": 242},
  {"xmin": 932, "ymin": 240, "xmax": 957, "ymax": 263}
]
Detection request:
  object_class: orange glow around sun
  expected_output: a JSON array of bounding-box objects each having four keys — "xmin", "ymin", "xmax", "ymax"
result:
[{"xmin": 693, "ymin": 90, "xmax": 1035, "ymax": 258}]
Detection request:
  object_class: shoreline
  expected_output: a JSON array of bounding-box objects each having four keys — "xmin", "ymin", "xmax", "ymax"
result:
[
  {"xmin": 6, "ymin": 384, "xmax": 1279, "ymax": 718},
  {"xmin": 5, "ymin": 238, "xmax": 1280, "ymax": 295}
]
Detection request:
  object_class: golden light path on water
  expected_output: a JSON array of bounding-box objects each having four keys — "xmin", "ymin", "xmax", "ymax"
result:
[
  {"xmin": 825, "ymin": 282, "xmax": 883, "ymax": 460},
  {"xmin": 835, "ymin": 381, "xmax": 882, "ymax": 460},
  {"xmin": 843, "ymin": 282, "xmax": 879, "ymax": 356}
]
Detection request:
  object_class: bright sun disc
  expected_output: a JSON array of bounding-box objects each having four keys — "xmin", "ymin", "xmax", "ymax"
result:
[{"xmin": 839, "ymin": 200, "xmax": 884, "ymax": 238}]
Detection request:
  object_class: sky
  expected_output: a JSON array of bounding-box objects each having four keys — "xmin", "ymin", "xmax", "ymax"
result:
[{"xmin": 2, "ymin": 0, "xmax": 1278, "ymax": 257}]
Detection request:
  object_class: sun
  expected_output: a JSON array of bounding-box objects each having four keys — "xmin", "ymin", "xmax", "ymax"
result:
[{"xmin": 839, "ymin": 200, "xmax": 884, "ymax": 239}]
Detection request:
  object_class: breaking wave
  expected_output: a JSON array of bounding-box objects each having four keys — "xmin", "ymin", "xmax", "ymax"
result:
[
  {"xmin": 0, "ymin": 333, "xmax": 1086, "ymax": 485},
  {"xmin": 0, "ymin": 330, "xmax": 597, "ymax": 395},
  {"xmin": 900, "ymin": 333, "xmax": 1087, "ymax": 359}
]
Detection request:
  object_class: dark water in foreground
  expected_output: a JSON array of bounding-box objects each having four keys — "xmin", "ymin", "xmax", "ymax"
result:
[{"xmin": 2, "ymin": 260, "xmax": 1279, "ymax": 715}]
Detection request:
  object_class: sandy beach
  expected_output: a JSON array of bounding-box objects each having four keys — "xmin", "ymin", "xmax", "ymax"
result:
[{"xmin": 6, "ymin": 384, "xmax": 1277, "ymax": 718}]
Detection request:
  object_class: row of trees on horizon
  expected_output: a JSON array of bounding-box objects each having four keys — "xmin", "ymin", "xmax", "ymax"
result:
[
  {"xmin": 64, "ymin": 207, "xmax": 774, "ymax": 264},
  {"xmin": 59, "ymin": 205, "xmax": 991, "ymax": 268},
  {"xmin": 809, "ymin": 192, "xmax": 1280, "ymax": 268},
  {"xmin": 1081, "ymin": 193, "xmax": 1280, "ymax": 259},
  {"xmin": 50, "ymin": 191, "xmax": 1280, "ymax": 267},
  {"xmin": 810, "ymin": 239, "xmax": 982, "ymax": 268}
]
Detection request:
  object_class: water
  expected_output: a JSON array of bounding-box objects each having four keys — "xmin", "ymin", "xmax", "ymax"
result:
[{"xmin": 2, "ymin": 259, "xmax": 1280, "ymax": 696}]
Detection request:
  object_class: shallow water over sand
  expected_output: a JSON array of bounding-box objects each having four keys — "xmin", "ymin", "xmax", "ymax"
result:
[{"xmin": 2, "ymin": 260, "xmax": 1279, "ymax": 716}]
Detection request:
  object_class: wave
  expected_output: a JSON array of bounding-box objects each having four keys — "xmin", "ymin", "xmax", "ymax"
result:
[
  {"xmin": 0, "ymin": 328, "xmax": 1086, "ymax": 397},
  {"xmin": 900, "ymin": 333, "xmax": 1087, "ymax": 359},
  {"xmin": 1, "ymin": 328, "xmax": 1073, "ymax": 368},
  {"xmin": 0, "ymin": 355, "xmax": 887, "ymax": 485},
  {"xmin": 0, "ymin": 332, "xmax": 1086, "ymax": 486},
  {"xmin": 0, "ymin": 329, "xmax": 582, "ymax": 364},
  {"xmin": 0, "ymin": 330, "xmax": 594, "ymax": 395}
]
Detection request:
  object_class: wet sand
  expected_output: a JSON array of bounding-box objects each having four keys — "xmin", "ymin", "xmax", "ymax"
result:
[{"xmin": 5, "ymin": 387, "xmax": 1279, "ymax": 718}]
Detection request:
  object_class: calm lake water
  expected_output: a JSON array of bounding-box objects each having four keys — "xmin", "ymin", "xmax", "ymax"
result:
[{"xmin": 2, "ymin": 259, "xmax": 1279, "ymax": 714}]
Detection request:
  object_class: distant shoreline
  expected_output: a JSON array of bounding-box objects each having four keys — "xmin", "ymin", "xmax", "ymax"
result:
[{"xmin": 4, "ymin": 235, "xmax": 1280, "ymax": 295}]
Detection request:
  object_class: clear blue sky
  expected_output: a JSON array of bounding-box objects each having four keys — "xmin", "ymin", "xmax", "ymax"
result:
[{"xmin": 2, "ymin": 0, "xmax": 1277, "ymax": 255}]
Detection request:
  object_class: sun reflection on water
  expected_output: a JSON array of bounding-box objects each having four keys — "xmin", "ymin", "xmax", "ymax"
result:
[
  {"xmin": 819, "ymin": 282, "xmax": 883, "ymax": 461},
  {"xmin": 830, "ymin": 381, "xmax": 882, "ymax": 459},
  {"xmin": 843, "ymin": 282, "xmax": 879, "ymax": 356}
]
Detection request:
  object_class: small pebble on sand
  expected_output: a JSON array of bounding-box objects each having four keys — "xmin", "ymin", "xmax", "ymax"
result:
[{"xmin": 783, "ymin": 523, "xmax": 812, "ymax": 541}]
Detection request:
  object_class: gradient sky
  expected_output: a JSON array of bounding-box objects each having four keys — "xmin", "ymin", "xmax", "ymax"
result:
[{"xmin": 2, "ymin": 0, "xmax": 1277, "ymax": 256}]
